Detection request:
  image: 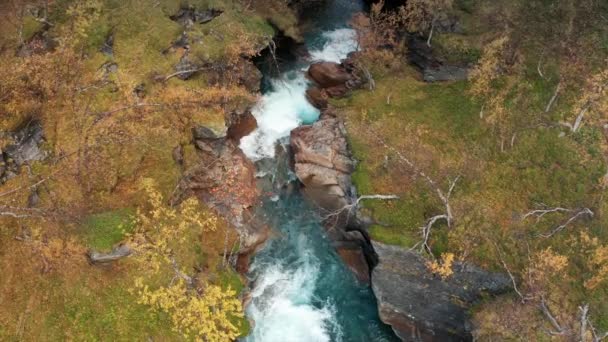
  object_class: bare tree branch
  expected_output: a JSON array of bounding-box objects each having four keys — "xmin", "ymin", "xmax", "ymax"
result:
[
  {"xmin": 367, "ymin": 129, "xmax": 459, "ymax": 227},
  {"xmin": 540, "ymin": 296, "xmax": 566, "ymax": 335},
  {"xmin": 411, "ymin": 214, "xmax": 448, "ymax": 256},
  {"xmin": 523, "ymin": 206, "xmax": 572, "ymax": 222},
  {"xmin": 581, "ymin": 304, "xmax": 589, "ymax": 342},
  {"xmin": 545, "ymin": 82, "xmax": 561, "ymax": 113},
  {"xmin": 163, "ymin": 67, "xmax": 210, "ymax": 82},
  {"xmin": 541, "ymin": 208, "xmax": 594, "ymax": 238},
  {"xmin": 495, "ymin": 244, "xmax": 526, "ymax": 303},
  {"xmin": 322, "ymin": 194, "xmax": 399, "ymax": 221}
]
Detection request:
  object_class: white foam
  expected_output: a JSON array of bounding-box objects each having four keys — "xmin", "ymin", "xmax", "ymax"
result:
[
  {"xmin": 239, "ymin": 74, "xmax": 317, "ymax": 160},
  {"xmin": 239, "ymin": 28, "xmax": 358, "ymax": 161},
  {"xmin": 309, "ymin": 28, "xmax": 358, "ymax": 63},
  {"xmin": 245, "ymin": 235, "xmax": 338, "ymax": 342}
]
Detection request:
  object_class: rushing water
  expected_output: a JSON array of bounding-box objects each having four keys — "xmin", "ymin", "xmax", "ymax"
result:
[{"xmin": 240, "ymin": 1, "xmax": 399, "ymax": 341}]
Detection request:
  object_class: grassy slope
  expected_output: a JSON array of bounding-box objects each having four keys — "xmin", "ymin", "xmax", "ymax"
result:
[
  {"xmin": 0, "ymin": 0, "xmax": 276, "ymax": 339},
  {"xmin": 333, "ymin": 1, "xmax": 608, "ymax": 333}
]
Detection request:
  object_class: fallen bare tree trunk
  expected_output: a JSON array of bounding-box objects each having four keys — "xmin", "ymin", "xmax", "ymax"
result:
[{"xmin": 88, "ymin": 244, "xmax": 132, "ymax": 264}]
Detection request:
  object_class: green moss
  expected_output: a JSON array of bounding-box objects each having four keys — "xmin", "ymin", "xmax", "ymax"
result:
[
  {"xmin": 38, "ymin": 272, "xmax": 177, "ymax": 341},
  {"xmin": 81, "ymin": 208, "xmax": 134, "ymax": 251},
  {"xmin": 433, "ymin": 33, "xmax": 481, "ymax": 64},
  {"xmin": 22, "ymin": 15, "xmax": 45, "ymax": 41},
  {"xmin": 369, "ymin": 225, "xmax": 417, "ymax": 248}
]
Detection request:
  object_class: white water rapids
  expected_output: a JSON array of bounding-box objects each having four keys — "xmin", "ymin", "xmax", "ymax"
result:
[
  {"xmin": 240, "ymin": 28, "xmax": 358, "ymax": 342},
  {"xmin": 239, "ymin": 28, "xmax": 357, "ymax": 161}
]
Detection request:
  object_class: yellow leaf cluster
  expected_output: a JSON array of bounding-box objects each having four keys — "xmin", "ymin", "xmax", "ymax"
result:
[
  {"xmin": 129, "ymin": 179, "xmax": 217, "ymax": 271},
  {"xmin": 427, "ymin": 252, "xmax": 455, "ymax": 279},
  {"xmin": 64, "ymin": 0, "xmax": 103, "ymax": 44},
  {"xmin": 526, "ymin": 247, "xmax": 569, "ymax": 297},
  {"xmin": 578, "ymin": 232, "xmax": 608, "ymax": 290},
  {"xmin": 136, "ymin": 279, "xmax": 243, "ymax": 342},
  {"xmin": 128, "ymin": 180, "xmax": 243, "ymax": 341},
  {"xmin": 469, "ymin": 36, "xmax": 510, "ymax": 100}
]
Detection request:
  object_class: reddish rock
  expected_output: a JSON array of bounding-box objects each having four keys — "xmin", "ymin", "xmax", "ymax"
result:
[
  {"xmin": 307, "ymin": 61, "xmax": 351, "ymax": 88},
  {"xmin": 226, "ymin": 110, "xmax": 258, "ymax": 142},
  {"xmin": 305, "ymin": 87, "xmax": 328, "ymax": 109}
]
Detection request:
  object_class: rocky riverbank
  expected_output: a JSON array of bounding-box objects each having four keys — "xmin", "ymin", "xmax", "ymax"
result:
[{"xmin": 287, "ymin": 53, "xmax": 512, "ymax": 341}]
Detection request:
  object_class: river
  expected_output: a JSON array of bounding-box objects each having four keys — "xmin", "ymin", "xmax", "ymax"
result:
[{"xmin": 239, "ymin": 1, "xmax": 399, "ymax": 341}]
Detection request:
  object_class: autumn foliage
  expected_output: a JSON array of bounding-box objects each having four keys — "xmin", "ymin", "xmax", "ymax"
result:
[{"xmin": 129, "ymin": 179, "xmax": 244, "ymax": 341}]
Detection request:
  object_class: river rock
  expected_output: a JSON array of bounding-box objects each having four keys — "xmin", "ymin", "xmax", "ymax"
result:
[
  {"xmin": 305, "ymin": 87, "xmax": 328, "ymax": 109},
  {"xmin": 308, "ymin": 61, "xmax": 352, "ymax": 88},
  {"xmin": 305, "ymin": 58, "xmax": 365, "ymax": 108},
  {"xmin": 290, "ymin": 115, "xmax": 380, "ymax": 283},
  {"xmin": 371, "ymin": 242, "xmax": 511, "ymax": 341},
  {"xmin": 290, "ymin": 115, "xmax": 354, "ymax": 211},
  {"xmin": 226, "ymin": 109, "xmax": 258, "ymax": 142}
]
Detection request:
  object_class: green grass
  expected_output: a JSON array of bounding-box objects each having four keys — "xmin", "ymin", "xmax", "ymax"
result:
[
  {"xmin": 41, "ymin": 275, "xmax": 176, "ymax": 341},
  {"xmin": 81, "ymin": 208, "xmax": 135, "ymax": 251}
]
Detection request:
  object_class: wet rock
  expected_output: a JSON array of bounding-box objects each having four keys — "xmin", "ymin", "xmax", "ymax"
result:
[
  {"xmin": 305, "ymin": 87, "xmax": 328, "ymax": 109},
  {"xmin": 334, "ymin": 229, "xmax": 372, "ymax": 283},
  {"xmin": 305, "ymin": 58, "xmax": 366, "ymax": 108},
  {"xmin": 371, "ymin": 242, "xmax": 511, "ymax": 341},
  {"xmin": 291, "ymin": 115, "xmax": 380, "ymax": 283},
  {"xmin": 226, "ymin": 110, "xmax": 258, "ymax": 142},
  {"xmin": 308, "ymin": 61, "xmax": 352, "ymax": 88}
]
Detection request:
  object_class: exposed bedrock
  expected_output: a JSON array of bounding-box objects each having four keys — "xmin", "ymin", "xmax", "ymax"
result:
[
  {"xmin": 175, "ymin": 110, "xmax": 268, "ymax": 273},
  {"xmin": 372, "ymin": 242, "xmax": 511, "ymax": 341},
  {"xmin": 0, "ymin": 121, "xmax": 47, "ymax": 184},
  {"xmin": 290, "ymin": 113, "xmax": 377, "ymax": 282}
]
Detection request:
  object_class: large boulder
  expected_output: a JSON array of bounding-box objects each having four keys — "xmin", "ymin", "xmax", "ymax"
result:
[
  {"xmin": 290, "ymin": 115, "xmax": 355, "ymax": 211},
  {"xmin": 371, "ymin": 242, "xmax": 511, "ymax": 341},
  {"xmin": 308, "ymin": 61, "xmax": 352, "ymax": 88},
  {"xmin": 306, "ymin": 58, "xmax": 365, "ymax": 109},
  {"xmin": 291, "ymin": 115, "xmax": 376, "ymax": 282},
  {"xmin": 226, "ymin": 110, "xmax": 258, "ymax": 142}
]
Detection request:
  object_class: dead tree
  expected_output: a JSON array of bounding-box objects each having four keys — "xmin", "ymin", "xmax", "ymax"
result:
[
  {"xmin": 87, "ymin": 244, "xmax": 132, "ymax": 264},
  {"xmin": 541, "ymin": 208, "xmax": 594, "ymax": 238},
  {"xmin": 322, "ymin": 194, "xmax": 399, "ymax": 222},
  {"xmin": 522, "ymin": 204, "xmax": 594, "ymax": 238},
  {"xmin": 366, "ymin": 127, "xmax": 460, "ymax": 256}
]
